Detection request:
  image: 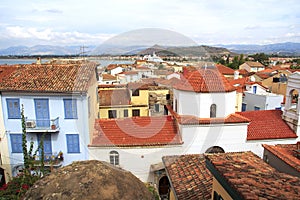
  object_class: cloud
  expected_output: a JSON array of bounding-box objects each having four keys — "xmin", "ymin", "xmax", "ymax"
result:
[
  {"xmin": 3, "ymin": 26, "xmax": 114, "ymax": 47},
  {"xmin": 45, "ymin": 9, "xmax": 63, "ymax": 14}
]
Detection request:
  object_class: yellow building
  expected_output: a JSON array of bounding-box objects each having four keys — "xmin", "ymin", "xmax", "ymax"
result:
[
  {"xmin": 0, "ymin": 96, "xmax": 11, "ymax": 184},
  {"xmin": 98, "ymin": 83, "xmax": 150, "ymax": 119}
]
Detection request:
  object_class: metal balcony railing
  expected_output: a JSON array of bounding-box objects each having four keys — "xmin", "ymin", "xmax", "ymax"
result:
[{"xmin": 25, "ymin": 117, "xmax": 60, "ymax": 132}]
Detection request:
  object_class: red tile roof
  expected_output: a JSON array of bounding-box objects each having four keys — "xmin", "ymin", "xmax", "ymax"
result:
[
  {"xmin": 205, "ymin": 151, "xmax": 300, "ymax": 200},
  {"xmin": 99, "ymin": 89, "xmax": 130, "ymax": 106},
  {"xmin": 127, "ymin": 82, "xmax": 156, "ymax": 90},
  {"xmin": 0, "ymin": 65, "xmax": 18, "ymax": 81},
  {"xmin": 174, "ymin": 68, "xmax": 236, "ymax": 93},
  {"xmin": 237, "ymin": 69, "xmax": 249, "ymax": 76},
  {"xmin": 90, "ymin": 116, "xmax": 182, "ymax": 147},
  {"xmin": 102, "ymin": 73, "xmax": 117, "ymax": 80},
  {"xmin": 118, "ymin": 71, "xmax": 138, "ymax": 75},
  {"xmin": 244, "ymin": 61, "xmax": 264, "ymax": 68},
  {"xmin": 262, "ymin": 143, "xmax": 300, "ymax": 172},
  {"xmin": 215, "ymin": 64, "xmax": 235, "ymax": 75},
  {"xmin": 167, "ymin": 105, "xmax": 250, "ymax": 125},
  {"xmin": 162, "ymin": 154, "xmax": 212, "ymax": 199},
  {"xmin": 98, "ymin": 84, "xmax": 126, "ymax": 89},
  {"xmin": 237, "ymin": 110, "xmax": 297, "ymax": 140},
  {"xmin": 0, "ymin": 63, "xmax": 96, "ymax": 93},
  {"xmin": 106, "ymin": 64, "xmax": 122, "ymax": 71}
]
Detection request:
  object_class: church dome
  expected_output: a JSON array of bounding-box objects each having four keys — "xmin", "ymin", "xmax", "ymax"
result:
[{"xmin": 174, "ymin": 66, "xmax": 236, "ymax": 93}]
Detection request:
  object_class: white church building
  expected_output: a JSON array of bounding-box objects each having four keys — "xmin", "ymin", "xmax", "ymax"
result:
[{"xmin": 89, "ymin": 66, "xmax": 299, "ymax": 184}]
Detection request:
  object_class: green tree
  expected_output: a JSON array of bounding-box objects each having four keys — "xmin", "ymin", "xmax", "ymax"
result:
[
  {"xmin": 0, "ymin": 106, "xmax": 46, "ymax": 199},
  {"xmin": 250, "ymin": 53, "xmax": 269, "ymax": 65}
]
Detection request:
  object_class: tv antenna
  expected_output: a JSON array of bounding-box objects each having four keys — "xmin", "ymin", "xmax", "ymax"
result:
[{"xmin": 80, "ymin": 45, "xmax": 89, "ymax": 57}]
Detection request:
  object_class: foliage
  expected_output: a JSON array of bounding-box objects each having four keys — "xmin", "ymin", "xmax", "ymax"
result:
[
  {"xmin": 0, "ymin": 173, "xmax": 40, "ymax": 200},
  {"xmin": 0, "ymin": 105, "xmax": 45, "ymax": 199},
  {"xmin": 145, "ymin": 183, "xmax": 160, "ymax": 200},
  {"xmin": 228, "ymin": 54, "xmax": 245, "ymax": 69},
  {"xmin": 249, "ymin": 53, "xmax": 269, "ymax": 65}
]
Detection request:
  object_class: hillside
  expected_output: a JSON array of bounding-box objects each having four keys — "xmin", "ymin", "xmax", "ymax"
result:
[{"xmin": 137, "ymin": 45, "xmax": 232, "ymax": 57}]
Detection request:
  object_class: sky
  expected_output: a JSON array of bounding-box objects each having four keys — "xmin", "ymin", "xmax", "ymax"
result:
[{"xmin": 0, "ymin": 0, "xmax": 300, "ymax": 49}]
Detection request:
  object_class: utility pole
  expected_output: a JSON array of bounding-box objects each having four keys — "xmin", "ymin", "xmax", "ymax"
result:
[{"xmin": 80, "ymin": 45, "xmax": 89, "ymax": 58}]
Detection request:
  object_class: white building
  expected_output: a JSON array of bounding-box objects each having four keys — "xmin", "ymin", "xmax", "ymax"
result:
[
  {"xmin": 143, "ymin": 52, "xmax": 163, "ymax": 63},
  {"xmin": 89, "ymin": 67, "xmax": 299, "ymax": 185},
  {"xmin": 242, "ymin": 82, "xmax": 284, "ymax": 111}
]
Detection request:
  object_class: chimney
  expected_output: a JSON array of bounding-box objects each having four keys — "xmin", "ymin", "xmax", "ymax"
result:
[
  {"xmin": 297, "ymin": 141, "xmax": 300, "ymax": 150},
  {"xmin": 234, "ymin": 70, "xmax": 239, "ymax": 80},
  {"xmin": 36, "ymin": 57, "xmax": 41, "ymax": 65}
]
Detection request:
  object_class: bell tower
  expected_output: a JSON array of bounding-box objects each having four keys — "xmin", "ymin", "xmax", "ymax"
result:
[{"xmin": 282, "ymin": 72, "xmax": 300, "ymax": 137}]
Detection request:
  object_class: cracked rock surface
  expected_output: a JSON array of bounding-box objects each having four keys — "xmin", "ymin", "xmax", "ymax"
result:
[{"xmin": 23, "ymin": 160, "xmax": 153, "ymax": 200}]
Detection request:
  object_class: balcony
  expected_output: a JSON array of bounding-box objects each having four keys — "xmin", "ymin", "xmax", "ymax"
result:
[
  {"xmin": 25, "ymin": 117, "xmax": 60, "ymax": 133},
  {"xmin": 32, "ymin": 152, "xmax": 64, "ymax": 169}
]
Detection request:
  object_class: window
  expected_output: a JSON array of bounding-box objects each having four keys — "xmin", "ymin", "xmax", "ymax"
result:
[
  {"xmin": 6, "ymin": 99, "xmax": 20, "ymax": 119},
  {"xmin": 88, "ymin": 96, "xmax": 91, "ymax": 117},
  {"xmin": 242, "ymin": 103, "xmax": 247, "ymax": 112},
  {"xmin": 253, "ymin": 85, "xmax": 257, "ymax": 94},
  {"xmin": 166, "ymin": 94, "xmax": 170, "ymax": 100},
  {"xmin": 210, "ymin": 104, "xmax": 217, "ymax": 118},
  {"xmin": 132, "ymin": 109, "xmax": 140, "ymax": 117},
  {"xmin": 254, "ymin": 106, "xmax": 260, "ymax": 110},
  {"xmin": 132, "ymin": 89, "xmax": 140, "ymax": 96},
  {"xmin": 64, "ymin": 99, "xmax": 78, "ymax": 119},
  {"xmin": 155, "ymin": 104, "xmax": 160, "ymax": 112},
  {"xmin": 175, "ymin": 99, "xmax": 178, "ymax": 112},
  {"xmin": 66, "ymin": 134, "xmax": 80, "ymax": 153},
  {"xmin": 10, "ymin": 134, "xmax": 22, "ymax": 153},
  {"xmin": 109, "ymin": 151, "xmax": 119, "ymax": 166},
  {"xmin": 124, "ymin": 109, "xmax": 128, "ymax": 117},
  {"xmin": 108, "ymin": 110, "xmax": 117, "ymax": 118}
]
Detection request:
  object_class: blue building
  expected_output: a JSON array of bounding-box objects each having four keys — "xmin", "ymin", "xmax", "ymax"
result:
[{"xmin": 0, "ymin": 60, "xmax": 98, "ymax": 176}]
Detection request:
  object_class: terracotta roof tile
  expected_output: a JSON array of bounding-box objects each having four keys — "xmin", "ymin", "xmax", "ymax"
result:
[
  {"xmin": 244, "ymin": 61, "xmax": 264, "ymax": 67},
  {"xmin": 238, "ymin": 69, "xmax": 249, "ymax": 76},
  {"xmin": 162, "ymin": 154, "xmax": 212, "ymax": 199},
  {"xmin": 99, "ymin": 89, "xmax": 130, "ymax": 106},
  {"xmin": 106, "ymin": 64, "xmax": 122, "ymax": 70},
  {"xmin": 127, "ymin": 82, "xmax": 156, "ymax": 90},
  {"xmin": 102, "ymin": 73, "xmax": 117, "ymax": 80},
  {"xmin": 0, "ymin": 63, "xmax": 96, "ymax": 93},
  {"xmin": 205, "ymin": 151, "xmax": 300, "ymax": 200},
  {"xmin": 262, "ymin": 143, "xmax": 300, "ymax": 172},
  {"xmin": 118, "ymin": 71, "xmax": 138, "ymax": 75},
  {"xmin": 215, "ymin": 64, "xmax": 235, "ymax": 75},
  {"xmin": 237, "ymin": 110, "xmax": 297, "ymax": 140},
  {"xmin": 90, "ymin": 116, "xmax": 182, "ymax": 147},
  {"xmin": 174, "ymin": 68, "xmax": 236, "ymax": 93},
  {"xmin": 0, "ymin": 65, "xmax": 18, "ymax": 81}
]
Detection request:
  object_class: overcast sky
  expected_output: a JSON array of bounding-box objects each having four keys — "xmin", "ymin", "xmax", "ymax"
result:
[{"xmin": 0, "ymin": 0, "xmax": 299, "ymax": 48}]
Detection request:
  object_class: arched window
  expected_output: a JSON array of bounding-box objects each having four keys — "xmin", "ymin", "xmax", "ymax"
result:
[
  {"xmin": 210, "ymin": 104, "xmax": 217, "ymax": 118},
  {"xmin": 205, "ymin": 146, "xmax": 225, "ymax": 154},
  {"xmin": 109, "ymin": 151, "xmax": 119, "ymax": 166},
  {"xmin": 289, "ymin": 89, "xmax": 299, "ymax": 110}
]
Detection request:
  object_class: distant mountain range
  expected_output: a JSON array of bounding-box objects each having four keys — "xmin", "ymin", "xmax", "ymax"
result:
[
  {"xmin": 217, "ymin": 42, "xmax": 300, "ymax": 56},
  {"xmin": 0, "ymin": 42, "xmax": 300, "ymax": 56},
  {"xmin": 0, "ymin": 45, "xmax": 95, "ymax": 56}
]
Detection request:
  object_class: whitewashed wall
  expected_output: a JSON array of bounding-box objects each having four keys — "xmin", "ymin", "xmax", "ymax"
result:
[
  {"xmin": 89, "ymin": 145, "xmax": 183, "ymax": 182},
  {"xmin": 173, "ymin": 89, "xmax": 236, "ymax": 118},
  {"xmin": 180, "ymin": 123, "xmax": 248, "ymax": 154},
  {"xmin": 243, "ymin": 92, "xmax": 283, "ymax": 111}
]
